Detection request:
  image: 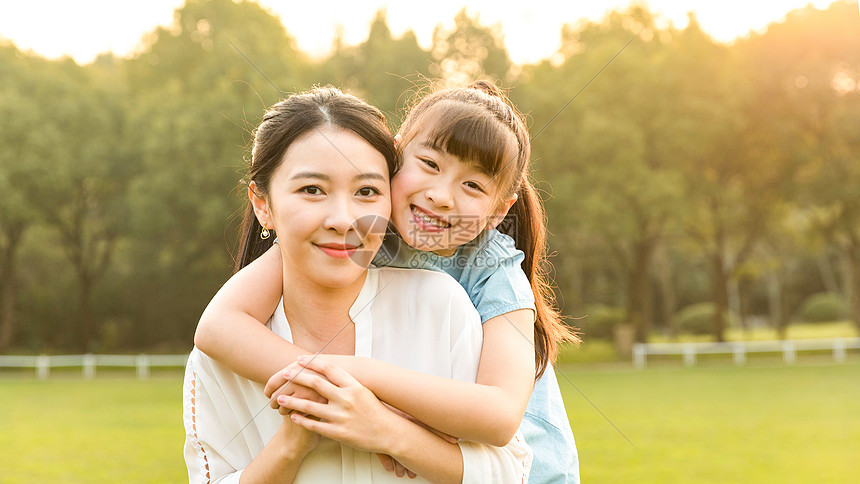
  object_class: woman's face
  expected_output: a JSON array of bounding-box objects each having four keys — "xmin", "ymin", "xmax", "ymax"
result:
[{"xmin": 255, "ymin": 126, "xmax": 391, "ymax": 292}]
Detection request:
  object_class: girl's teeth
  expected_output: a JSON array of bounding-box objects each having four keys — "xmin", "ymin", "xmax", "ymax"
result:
[{"xmin": 413, "ymin": 207, "xmax": 450, "ymax": 228}]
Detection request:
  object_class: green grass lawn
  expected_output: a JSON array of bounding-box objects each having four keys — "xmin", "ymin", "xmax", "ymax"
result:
[
  {"xmin": 0, "ymin": 375, "xmax": 187, "ymax": 483},
  {"xmin": 2, "ymin": 363, "xmax": 858, "ymax": 483},
  {"xmin": 557, "ymin": 362, "xmax": 860, "ymax": 484}
]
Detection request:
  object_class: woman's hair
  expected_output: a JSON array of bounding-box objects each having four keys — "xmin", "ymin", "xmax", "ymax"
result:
[
  {"xmin": 399, "ymin": 80, "xmax": 581, "ymax": 379},
  {"xmin": 235, "ymin": 86, "xmax": 397, "ymax": 272}
]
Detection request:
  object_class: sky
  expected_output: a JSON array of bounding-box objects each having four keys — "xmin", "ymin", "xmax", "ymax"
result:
[{"xmin": 0, "ymin": 0, "xmax": 843, "ymax": 65}]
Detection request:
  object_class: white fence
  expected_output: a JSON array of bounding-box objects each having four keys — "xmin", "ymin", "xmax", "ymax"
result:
[
  {"xmin": 0, "ymin": 354, "xmax": 189, "ymax": 379},
  {"xmin": 632, "ymin": 337, "xmax": 860, "ymax": 368}
]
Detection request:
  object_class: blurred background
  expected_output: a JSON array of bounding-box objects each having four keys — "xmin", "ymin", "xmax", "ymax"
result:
[
  {"xmin": 2, "ymin": 2, "xmax": 860, "ymax": 483},
  {"xmin": 0, "ymin": 0, "xmax": 858, "ymax": 357}
]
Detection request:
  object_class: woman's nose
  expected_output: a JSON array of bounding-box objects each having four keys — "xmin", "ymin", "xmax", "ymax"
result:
[{"xmin": 324, "ymin": 198, "xmax": 356, "ymax": 234}]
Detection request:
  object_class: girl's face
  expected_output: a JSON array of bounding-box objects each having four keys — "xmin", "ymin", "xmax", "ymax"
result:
[
  {"xmin": 390, "ymin": 132, "xmax": 515, "ymax": 256},
  {"xmin": 252, "ymin": 127, "xmax": 391, "ymax": 291}
]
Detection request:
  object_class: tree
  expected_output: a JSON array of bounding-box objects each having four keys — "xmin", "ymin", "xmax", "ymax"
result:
[
  {"xmin": 23, "ymin": 59, "xmax": 133, "ymax": 351},
  {"xmin": 118, "ymin": 0, "xmax": 312, "ymax": 347},
  {"xmin": 0, "ymin": 45, "xmax": 45, "ymax": 348},
  {"xmin": 318, "ymin": 10, "xmax": 431, "ymax": 126},
  {"xmin": 518, "ymin": 6, "xmax": 687, "ymax": 342},
  {"xmin": 431, "ymin": 9, "xmax": 512, "ymax": 86},
  {"xmin": 740, "ymin": 0, "xmax": 860, "ymax": 332}
]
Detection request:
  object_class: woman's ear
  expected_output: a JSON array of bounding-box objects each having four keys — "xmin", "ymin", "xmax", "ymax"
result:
[
  {"xmin": 248, "ymin": 181, "xmax": 272, "ymax": 228},
  {"xmin": 488, "ymin": 193, "xmax": 518, "ymax": 230},
  {"xmin": 394, "ymin": 134, "xmax": 401, "ymax": 147}
]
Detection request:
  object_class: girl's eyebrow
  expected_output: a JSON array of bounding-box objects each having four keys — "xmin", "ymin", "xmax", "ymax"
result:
[{"xmin": 418, "ymin": 141, "xmax": 445, "ymax": 153}]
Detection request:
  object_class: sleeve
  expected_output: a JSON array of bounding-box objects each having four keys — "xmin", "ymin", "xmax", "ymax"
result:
[
  {"xmin": 461, "ymin": 231, "xmax": 536, "ymax": 323},
  {"xmin": 459, "ymin": 434, "xmax": 533, "ymax": 484},
  {"xmin": 183, "ymin": 351, "xmax": 246, "ymax": 484}
]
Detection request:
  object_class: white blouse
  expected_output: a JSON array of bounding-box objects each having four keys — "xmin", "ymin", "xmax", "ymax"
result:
[{"xmin": 183, "ymin": 266, "xmax": 532, "ymax": 483}]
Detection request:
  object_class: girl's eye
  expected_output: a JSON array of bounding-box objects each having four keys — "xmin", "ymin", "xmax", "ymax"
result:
[
  {"xmin": 465, "ymin": 181, "xmax": 486, "ymax": 193},
  {"xmin": 357, "ymin": 186, "xmax": 381, "ymax": 197},
  {"xmin": 300, "ymin": 185, "xmax": 324, "ymax": 195},
  {"xmin": 420, "ymin": 158, "xmax": 439, "ymax": 171}
]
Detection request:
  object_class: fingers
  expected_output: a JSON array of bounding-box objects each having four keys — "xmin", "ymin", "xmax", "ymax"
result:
[
  {"xmin": 282, "ymin": 367, "xmax": 339, "ymax": 400},
  {"xmin": 265, "ymin": 362, "xmax": 300, "ymax": 399},
  {"xmin": 393, "ymin": 459, "xmax": 407, "ymax": 478},
  {"xmin": 268, "ymin": 365, "xmax": 328, "ymax": 410},
  {"xmin": 289, "ymin": 411, "xmax": 336, "ymax": 440},
  {"xmin": 391, "ymin": 458, "xmax": 416, "ymax": 479},
  {"xmin": 296, "ymin": 355, "xmax": 357, "ymax": 388},
  {"xmin": 277, "ymin": 394, "xmax": 329, "ymax": 420},
  {"xmin": 375, "ymin": 453, "xmax": 395, "ymax": 473}
]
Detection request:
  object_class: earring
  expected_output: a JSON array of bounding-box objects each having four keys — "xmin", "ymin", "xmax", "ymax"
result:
[{"xmin": 260, "ymin": 222, "xmax": 271, "ymax": 240}]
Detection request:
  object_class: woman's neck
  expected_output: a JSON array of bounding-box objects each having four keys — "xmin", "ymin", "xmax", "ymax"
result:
[{"xmin": 279, "ymin": 271, "xmax": 366, "ymax": 355}]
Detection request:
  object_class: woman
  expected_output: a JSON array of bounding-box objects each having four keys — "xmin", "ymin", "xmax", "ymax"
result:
[{"xmin": 182, "ymin": 86, "xmax": 531, "ymax": 483}]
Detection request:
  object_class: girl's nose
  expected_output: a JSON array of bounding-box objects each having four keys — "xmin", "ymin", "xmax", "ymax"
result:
[{"xmin": 426, "ymin": 186, "xmax": 453, "ymax": 209}]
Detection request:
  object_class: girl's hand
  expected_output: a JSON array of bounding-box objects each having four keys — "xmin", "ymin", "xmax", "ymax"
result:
[
  {"xmin": 275, "ymin": 356, "xmax": 407, "ymax": 455},
  {"xmin": 266, "ymin": 363, "xmax": 327, "ymax": 412},
  {"xmin": 375, "ymin": 453, "xmax": 417, "ymax": 479}
]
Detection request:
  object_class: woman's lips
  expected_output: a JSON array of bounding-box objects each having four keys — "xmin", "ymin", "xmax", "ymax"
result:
[{"xmin": 316, "ymin": 243, "xmax": 358, "ymax": 259}]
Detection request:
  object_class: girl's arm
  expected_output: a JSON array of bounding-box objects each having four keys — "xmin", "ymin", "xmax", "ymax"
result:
[
  {"xmin": 280, "ymin": 359, "xmax": 503, "ymax": 484},
  {"xmin": 359, "ymin": 309, "xmax": 535, "ymax": 446},
  {"xmin": 194, "ymin": 245, "xmax": 308, "ymax": 384},
  {"xmin": 198, "ymin": 244, "xmax": 535, "ymax": 446},
  {"xmin": 281, "ymin": 358, "xmax": 532, "ymax": 483},
  {"xmin": 271, "ymin": 309, "xmax": 536, "ymax": 447}
]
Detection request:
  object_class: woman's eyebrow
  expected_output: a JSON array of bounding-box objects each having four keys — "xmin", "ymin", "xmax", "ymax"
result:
[
  {"xmin": 290, "ymin": 171, "xmax": 386, "ymax": 182},
  {"xmin": 355, "ymin": 172, "xmax": 387, "ymax": 182},
  {"xmin": 290, "ymin": 171, "xmax": 329, "ymax": 181}
]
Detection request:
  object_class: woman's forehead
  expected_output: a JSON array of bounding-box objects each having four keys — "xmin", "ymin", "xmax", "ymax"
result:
[{"xmin": 279, "ymin": 128, "xmax": 389, "ymax": 178}]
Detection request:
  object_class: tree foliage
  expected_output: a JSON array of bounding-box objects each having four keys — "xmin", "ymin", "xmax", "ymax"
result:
[{"xmin": 1, "ymin": 0, "xmax": 858, "ymax": 351}]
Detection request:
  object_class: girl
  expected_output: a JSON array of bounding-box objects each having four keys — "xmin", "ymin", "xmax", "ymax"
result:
[
  {"xmin": 195, "ymin": 81, "xmax": 580, "ymax": 483},
  {"xmin": 183, "ymin": 86, "xmax": 531, "ymax": 483}
]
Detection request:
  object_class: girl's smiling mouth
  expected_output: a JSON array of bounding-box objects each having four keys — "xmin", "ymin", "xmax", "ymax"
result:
[{"xmin": 410, "ymin": 205, "xmax": 452, "ymax": 231}]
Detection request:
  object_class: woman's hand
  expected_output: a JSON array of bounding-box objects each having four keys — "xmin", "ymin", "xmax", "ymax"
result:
[
  {"xmin": 275, "ymin": 356, "xmax": 409, "ymax": 455},
  {"xmin": 274, "ymin": 409, "xmax": 321, "ymax": 459}
]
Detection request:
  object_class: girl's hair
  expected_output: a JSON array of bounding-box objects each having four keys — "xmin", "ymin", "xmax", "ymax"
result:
[
  {"xmin": 235, "ymin": 86, "xmax": 397, "ymax": 272},
  {"xmin": 399, "ymin": 80, "xmax": 581, "ymax": 379}
]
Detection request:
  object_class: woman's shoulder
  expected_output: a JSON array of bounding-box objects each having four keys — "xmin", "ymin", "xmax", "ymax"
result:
[
  {"xmin": 370, "ymin": 267, "xmax": 482, "ymax": 334},
  {"xmin": 372, "ymin": 265, "xmax": 460, "ymax": 289},
  {"xmin": 371, "ymin": 266, "xmax": 475, "ymax": 306}
]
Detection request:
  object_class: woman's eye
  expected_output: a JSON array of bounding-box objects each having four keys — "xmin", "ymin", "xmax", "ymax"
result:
[
  {"xmin": 300, "ymin": 185, "xmax": 324, "ymax": 195},
  {"xmin": 357, "ymin": 186, "xmax": 381, "ymax": 197}
]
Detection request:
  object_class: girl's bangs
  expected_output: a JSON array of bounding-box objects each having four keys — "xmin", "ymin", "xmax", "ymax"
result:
[{"xmin": 421, "ymin": 103, "xmax": 519, "ymax": 177}]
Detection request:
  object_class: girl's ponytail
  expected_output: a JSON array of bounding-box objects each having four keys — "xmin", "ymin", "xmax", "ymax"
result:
[
  {"xmin": 505, "ymin": 175, "xmax": 581, "ymax": 379},
  {"xmin": 399, "ymin": 79, "xmax": 580, "ymax": 379}
]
